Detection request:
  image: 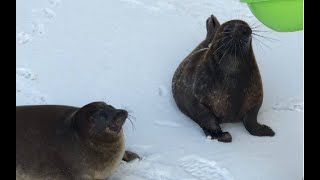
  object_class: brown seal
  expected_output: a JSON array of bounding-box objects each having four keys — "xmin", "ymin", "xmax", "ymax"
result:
[
  {"xmin": 16, "ymin": 102, "xmax": 140, "ymax": 180},
  {"xmin": 172, "ymin": 15, "xmax": 275, "ymax": 143}
]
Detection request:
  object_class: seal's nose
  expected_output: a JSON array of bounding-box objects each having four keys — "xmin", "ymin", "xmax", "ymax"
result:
[
  {"xmin": 115, "ymin": 110, "xmax": 128, "ymax": 120},
  {"xmin": 108, "ymin": 110, "xmax": 128, "ymax": 133}
]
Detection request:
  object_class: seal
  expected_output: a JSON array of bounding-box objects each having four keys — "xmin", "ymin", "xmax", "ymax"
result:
[
  {"xmin": 172, "ymin": 15, "xmax": 275, "ymax": 142},
  {"xmin": 16, "ymin": 101, "xmax": 140, "ymax": 180}
]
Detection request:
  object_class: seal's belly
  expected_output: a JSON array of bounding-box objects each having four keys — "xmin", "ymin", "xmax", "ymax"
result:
[
  {"xmin": 208, "ymin": 91, "xmax": 245, "ymax": 123},
  {"xmin": 16, "ymin": 168, "xmax": 37, "ymax": 180},
  {"xmin": 16, "ymin": 167, "xmax": 66, "ymax": 180}
]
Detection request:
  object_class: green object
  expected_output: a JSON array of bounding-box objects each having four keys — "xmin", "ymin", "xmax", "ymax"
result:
[{"xmin": 240, "ymin": 0, "xmax": 303, "ymax": 32}]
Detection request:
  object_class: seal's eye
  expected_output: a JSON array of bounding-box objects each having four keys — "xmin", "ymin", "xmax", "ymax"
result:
[
  {"xmin": 224, "ymin": 26, "xmax": 233, "ymax": 33},
  {"xmin": 92, "ymin": 110, "xmax": 109, "ymax": 122}
]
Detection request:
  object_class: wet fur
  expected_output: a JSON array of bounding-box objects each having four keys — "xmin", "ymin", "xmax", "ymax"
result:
[
  {"xmin": 16, "ymin": 102, "xmax": 138, "ymax": 180},
  {"xmin": 172, "ymin": 15, "xmax": 275, "ymax": 142}
]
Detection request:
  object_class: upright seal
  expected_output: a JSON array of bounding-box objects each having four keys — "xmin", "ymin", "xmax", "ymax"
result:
[{"xmin": 172, "ymin": 15, "xmax": 275, "ymax": 142}]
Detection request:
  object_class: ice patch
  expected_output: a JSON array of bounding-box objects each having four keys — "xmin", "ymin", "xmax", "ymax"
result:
[
  {"xmin": 179, "ymin": 155, "xmax": 234, "ymax": 180},
  {"xmin": 110, "ymin": 155, "xmax": 178, "ymax": 180},
  {"xmin": 154, "ymin": 120, "xmax": 180, "ymax": 128},
  {"xmin": 158, "ymin": 86, "xmax": 169, "ymax": 97},
  {"xmin": 272, "ymin": 98, "xmax": 304, "ymax": 112},
  {"xmin": 49, "ymin": 0, "xmax": 61, "ymax": 7},
  {"xmin": 16, "ymin": 32, "xmax": 33, "ymax": 44},
  {"xmin": 16, "ymin": 68, "xmax": 48, "ymax": 105}
]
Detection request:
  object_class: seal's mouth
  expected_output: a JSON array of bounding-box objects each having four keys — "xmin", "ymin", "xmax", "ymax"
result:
[{"xmin": 106, "ymin": 110, "xmax": 128, "ymax": 134}]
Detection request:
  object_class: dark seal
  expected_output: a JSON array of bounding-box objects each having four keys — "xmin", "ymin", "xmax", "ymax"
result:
[
  {"xmin": 16, "ymin": 102, "xmax": 140, "ymax": 180},
  {"xmin": 172, "ymin": 15, "xmax": 275, "ymax": 143}
]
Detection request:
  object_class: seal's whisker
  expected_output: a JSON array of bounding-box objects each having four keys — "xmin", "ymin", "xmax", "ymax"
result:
[
  {"xmin": 252, "ymin": 36, "xmax": 264, "ymax": 52},
  {"xmin": 252, "ymin": 30, "xmax": 272, "ymax": 33},
  {"xmin": 253, "ymin": 36, "xmax": 272, "ymax": 50},
  {"xmin": 218, "ymin": 39, "xmax": 234, "ymax": 64},
  {"xmin": 210, "ymin": 35, "xmax": 230, "ymax": 47},
  {"xmin": 238, "ymin": 41, "xmax": 244, "ymax": 60},
  {"xmin": 250, "ymin": 23, "xmax": 263, "ymax": 30},
  {"xmin": 128, "ymin": 114, "xmax": 136, "ymax": 121},
  {"xmin": 212, "ymin": 36, "xmax": 232, "ymax": 56},
  {"xmin": 252, "ymin": 33, "xmax": 279, "ymax": 42},
  {"xmin": 127, "ymin": 116, "xmax": 136, "ymax": 131},
  {"xmin": 239, "ymin": 39, "xmax": 244, "ymax": 47},
  {"xmin": 249, "ymin": 22, "xmax": 256, "ymax": 27},
  {"xmin": 234, "ymin": 40, "xmax": 237, "ymax": 61},
  {"xmin": 218, "ymin": 32, "xmax": 231, "ymax": 35}
]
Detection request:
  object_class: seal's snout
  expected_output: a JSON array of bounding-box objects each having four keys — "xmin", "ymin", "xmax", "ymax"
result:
[
  {"xmin": 233, "ymin": 23, "xmax": 252, "ymax": 39},
  {"xmin": 223, "ymin": 21, "xmax": 252, "ymax": 42},
  {"xmin": 113, "ymin": 110, "xmax": 128, "ymax": 126},
  {"xmin": 107, "ymin": 109, "xmax": 128, "ymax": 133},
  {"xmin": 236, "ymin": 25, "xmax": 251, "ymax": 37},
  {"xmin": 114, "ymin": 110, "xmax": 128, "ymax": 122}
]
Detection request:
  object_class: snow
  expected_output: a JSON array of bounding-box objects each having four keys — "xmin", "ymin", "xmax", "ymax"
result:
[{"xmin": 16, "ymin": 0, "xmax": 304, "ymax": 179}]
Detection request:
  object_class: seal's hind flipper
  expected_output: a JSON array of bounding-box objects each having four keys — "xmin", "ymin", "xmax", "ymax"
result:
[{"xmin": 122, "ymin": 151, "xmax": 140, "ymax": 162}]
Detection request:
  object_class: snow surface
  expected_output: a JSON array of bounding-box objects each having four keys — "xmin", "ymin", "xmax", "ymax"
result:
[{"xmin": 16, "ymin": 0, "xmax": 304, "ymax": 179}]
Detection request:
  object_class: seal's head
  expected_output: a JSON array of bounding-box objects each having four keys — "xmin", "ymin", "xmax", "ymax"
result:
[
  {"xmin": 90, "ymin": 105, "xmax": 128, "ymax": 135},
  {"xmin": 213, "ymin": 20, "xmax": 252, "ymax": 55},
  {"xmin": 73, "ymin": 102, "xmax": 128, "ymax": 138}
]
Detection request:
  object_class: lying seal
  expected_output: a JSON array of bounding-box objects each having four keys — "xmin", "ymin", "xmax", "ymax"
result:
[
  {"xmin": 16, "ymin": 101, "xmax": 140, "ymax": 179},
  {"xmin": 172, "ymin": 15, "xmax": 275, "ymax": 142}
]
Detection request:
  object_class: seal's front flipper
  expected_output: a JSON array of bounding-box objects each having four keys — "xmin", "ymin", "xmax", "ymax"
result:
[
  {"xmin": 122, "ymin": 151, "xmax": 140, "ymax": 162},
  {"xmin": 188, "ymin": 102, "xmax": 232, "ymax": 142},
  {"xmin": 204, "ymin": 130, "xmax": 232, "ymax": 143}
]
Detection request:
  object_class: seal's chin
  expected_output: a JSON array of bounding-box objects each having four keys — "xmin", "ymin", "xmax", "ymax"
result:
[
  {"xmin": 106, "ymin": 126, "xmax": 122, "ymax": 134},
  {"xmin": 106, "ymin": 118, "xmax": 126, "ymax": 134}
]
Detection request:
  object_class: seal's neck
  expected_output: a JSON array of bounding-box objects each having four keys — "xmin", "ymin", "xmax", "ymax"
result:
[
  {"xmin": 61, "ymin": 110, "xmax": 82, "ymax": 140},
  {"xmin": 85, "ymin": 130, "xmax": 125, "ymax": 153},
  {"xmin": 205, "ymin": 43, "xmax": 255, "ymax": 78}
]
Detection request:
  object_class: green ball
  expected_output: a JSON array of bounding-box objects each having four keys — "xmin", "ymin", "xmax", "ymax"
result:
[{"xmin": 241, "ymin": 0, "xmax": 303, "ymax": 32}]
